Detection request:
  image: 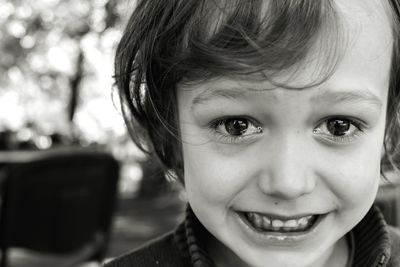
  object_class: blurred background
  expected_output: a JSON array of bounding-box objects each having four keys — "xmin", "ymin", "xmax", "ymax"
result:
[
  {"xmin": 0, "ymin": 0, "xmax": 185, "ymax": 266},
  {"xmin": 1, "ymin": 1, "xmax": 400, "ymax": 267}
]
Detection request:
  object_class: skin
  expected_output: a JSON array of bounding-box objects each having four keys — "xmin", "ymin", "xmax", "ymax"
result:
[{"xmin": 177, "ymin": 0, "xmax": 393, "ymax": 266}]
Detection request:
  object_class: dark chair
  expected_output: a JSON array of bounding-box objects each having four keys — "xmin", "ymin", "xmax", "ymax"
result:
[{"xmin": 0, "ymin": 150, "xmax": 120, "ymax": 267}]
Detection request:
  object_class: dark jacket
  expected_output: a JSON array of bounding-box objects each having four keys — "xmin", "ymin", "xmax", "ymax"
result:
[{"xmin": 104, "ymin": 205, "xmax": 400, "ymax": 267}]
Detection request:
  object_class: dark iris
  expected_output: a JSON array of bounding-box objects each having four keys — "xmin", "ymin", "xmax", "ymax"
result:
[
  {"xmin": 224, "ymin": 119, "xmax": 248, "ymax": 136},
  {"xmin": 327, "ymin": 118, "xmax": 351, "ymax": 136}
]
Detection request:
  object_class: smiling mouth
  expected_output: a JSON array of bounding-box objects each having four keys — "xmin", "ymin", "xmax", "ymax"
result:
[{"xmin": 240, "ymin": 212, "xmax": 321, "ymax": 233}]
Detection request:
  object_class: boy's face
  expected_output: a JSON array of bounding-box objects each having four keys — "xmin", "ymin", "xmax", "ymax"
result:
[{"xmin": 177, "ymin": 0, "xmax": 393, "ymax": 266}]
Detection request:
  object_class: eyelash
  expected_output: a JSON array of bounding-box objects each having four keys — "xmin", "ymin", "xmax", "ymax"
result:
[
  {"xmin": 208, "ymin": 117, "xmax": 262, "ymax": 144},
  {"xmin": 208, "ymin": 116, "xmax": 366, "ymax": 144},
  {"xmin": 313, "ymin": 116, "xmax": 366, "ymax": 145}
]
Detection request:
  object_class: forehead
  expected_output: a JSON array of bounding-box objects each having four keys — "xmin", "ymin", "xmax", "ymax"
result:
[
  {"xmin": 179, "ymin": 0, "xmax": 393, "ymax": 103},
  {"xmin": 312, "ymin": 0, "xmax": 393, "ymax": 93}
]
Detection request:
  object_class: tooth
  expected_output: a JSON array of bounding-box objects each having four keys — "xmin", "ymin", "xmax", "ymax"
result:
[
  {"xmin": 262, "ymin": 216, "xmax": 271, "ymax": 228},
  {"xmin": 298, "ymin": 217, "xmax": 308, "ymax": 226},
  {"xmin": 253, "ymin": 213, "xmax": 263, "ymax": 228},
  {"xmin": 284, "ymin": 219, "xmax": 298, "ymax": 228},
  {"xmin": 247, "ymin": 213, "xmax": 255, "ymax": 221},
  {"xmin": 272, "ymin": 219, "xmax": 284, "ymax": 228}
]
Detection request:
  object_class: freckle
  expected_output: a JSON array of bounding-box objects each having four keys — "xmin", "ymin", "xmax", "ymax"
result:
[
  {"xmin": 296, "ymin": 130, "xmax": 300, "ymax": 134},
  {"xmin": 274, "ymin": 202, "xmax": 278, "ymax": 205}
]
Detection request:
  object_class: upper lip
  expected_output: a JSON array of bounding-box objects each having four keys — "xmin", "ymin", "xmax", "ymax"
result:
[{"xmin": 239, "ymin": 211, "xmax": 324, "ymax": 221}]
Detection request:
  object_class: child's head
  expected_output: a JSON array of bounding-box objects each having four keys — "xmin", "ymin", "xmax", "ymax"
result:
[{"xmin": 115, "ymin": 0, "xmax": 400, "ymax": 266}]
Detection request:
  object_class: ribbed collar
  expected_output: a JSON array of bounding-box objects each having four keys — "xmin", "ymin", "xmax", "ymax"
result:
[
  {"xmin": 351, "ymin": 205, "xmax": 391, "ymax": 267},
  {"xmin": 173, "ymin": 205, "xmax": 392, "ymax": 267}
]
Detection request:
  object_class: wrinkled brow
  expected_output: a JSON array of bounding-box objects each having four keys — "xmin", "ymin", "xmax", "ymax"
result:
[
  {"xmin": 310, "ymin": 90, "xmax": 383, "ymax": 108},
  {"xmin": 192, "ymin": 88, "xmax": 248, "ymax": 106},
  {"xmin": 191, "ymin": 87, "xmax": 383, "ymax": 109},
  {"xmin": 191, "ymin": 87, "xmax": 274, "ymax": 107}
]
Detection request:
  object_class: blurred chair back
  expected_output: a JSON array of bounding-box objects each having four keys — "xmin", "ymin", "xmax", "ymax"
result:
[{"xmin": 0, "ymin": 150, "xmax": 119, "ymax": 267}]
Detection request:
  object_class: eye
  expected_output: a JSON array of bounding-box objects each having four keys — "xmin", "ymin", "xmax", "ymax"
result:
[
  {"xmin": 223, "ymin": 118, "xmax": 249, "ymax": 136},
  {"xmin": 313, "ymin": 117, "xmax": 365, "ymax": 144},
  {"xmin": 210, "ymin": 117, "xmax": 263, "ymax": 143},
  {"xmin": 326, "ymin": 118, "xmax": 352, "ymax": 136}
]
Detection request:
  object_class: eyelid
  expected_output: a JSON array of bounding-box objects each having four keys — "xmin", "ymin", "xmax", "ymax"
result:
[
  {"xmin": 314, "ymin": 115, "xmax": 368, "ymax": 130},
  {"xmin": 313, "ymin": 116, "xmax": 367, "ymax": 145},
  {"xmin": 208, "ymin": 116, "xmax": 263, "ymax": 143},
  {"xmin": 208, "ymin": 115, "xmax": 261, "ymax": 126}
]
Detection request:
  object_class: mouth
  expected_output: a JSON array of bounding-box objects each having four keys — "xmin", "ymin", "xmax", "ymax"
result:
[{"xmin": 239, "ymin": 211, "xmax": 322, "ymax": 234}]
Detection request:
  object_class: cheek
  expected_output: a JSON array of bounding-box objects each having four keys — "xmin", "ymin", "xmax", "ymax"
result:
[
  {"xmin": 321, "ymin": 141, "xmax": 382, "ymax": 208},
  {"xmin": 182, "ymin": 142, "xmax": 253, "ymax": 205}
]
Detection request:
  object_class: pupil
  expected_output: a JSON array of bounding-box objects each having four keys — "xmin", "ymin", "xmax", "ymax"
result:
[
  {"xmin": 225, "ymin": 119, "xmax": 248, "ymax": 136},
  {"xmin": 327, "ymin": 119, "xmax": 350, "ymax": 136}
]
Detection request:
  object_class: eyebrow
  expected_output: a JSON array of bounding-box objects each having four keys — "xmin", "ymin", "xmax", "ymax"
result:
[
  {"xmin": 310, "ymin": 90, "xmax": 383, "ymax": 108},
  {"xmin": 191, "ymin": 87, "xmax": 383, "ymax": 109},
  {"xmin": 191, "ymin": 87, "xmax": 272, "ymax": 107}
]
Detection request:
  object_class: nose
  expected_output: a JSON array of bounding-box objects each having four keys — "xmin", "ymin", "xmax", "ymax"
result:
[{"xmin": 257, "ymin": 133, "xmax": 316, "ymax": 200}]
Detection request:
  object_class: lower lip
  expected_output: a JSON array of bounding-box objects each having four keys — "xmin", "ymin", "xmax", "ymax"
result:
[{"xmin": 234, "ymin": 211, "xmax": 327, "ymax": 247}]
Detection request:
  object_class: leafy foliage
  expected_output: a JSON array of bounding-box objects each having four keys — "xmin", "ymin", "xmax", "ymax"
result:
[{"xmin": 0, "ymin": 0, "xmax": 132, "ymax": 145}]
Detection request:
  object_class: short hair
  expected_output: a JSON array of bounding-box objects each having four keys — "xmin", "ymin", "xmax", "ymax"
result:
[{"xmin": 114, "ymin": 0, "xmax": 400, "ymax": 182}]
